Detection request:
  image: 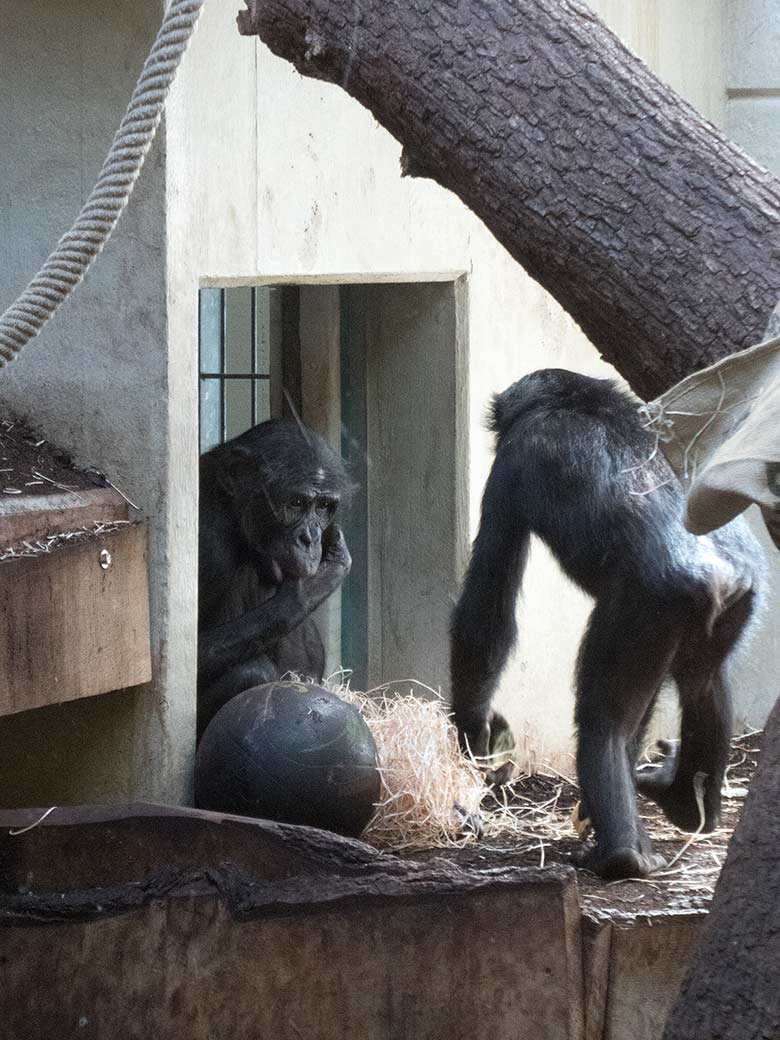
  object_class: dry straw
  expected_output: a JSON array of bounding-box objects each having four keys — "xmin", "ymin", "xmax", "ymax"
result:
[
  {"xmin": 320, "ymin": 675, "xmax": 579, "ymax": 854},
  {"xmin": 321, "ymin": 676, "xmax": 489, "ymax": 851}
]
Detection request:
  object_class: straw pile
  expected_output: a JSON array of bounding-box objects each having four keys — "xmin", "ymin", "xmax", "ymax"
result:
[{"xmin": 323, "ymin": 676, "xmax": 489, "ymax": 850}]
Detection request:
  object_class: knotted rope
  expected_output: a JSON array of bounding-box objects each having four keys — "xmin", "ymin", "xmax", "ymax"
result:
[{"xmin": 0, "ymin": 0, "xmax": 205, "ymax": 367}]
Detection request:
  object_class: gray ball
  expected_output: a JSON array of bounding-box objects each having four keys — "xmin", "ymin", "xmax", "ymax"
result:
[{"xmin": 195, "ymin": 681, "xmax": 381, "ymax": 837}]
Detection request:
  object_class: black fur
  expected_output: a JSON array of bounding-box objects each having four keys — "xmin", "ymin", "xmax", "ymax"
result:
[
  {"xmin": 198, "ymin": 418, "xmax": 353, "ymax": 738},
  {"xmin": 451, "ymin": 369, "xmax": 763, "ymax": 879}
]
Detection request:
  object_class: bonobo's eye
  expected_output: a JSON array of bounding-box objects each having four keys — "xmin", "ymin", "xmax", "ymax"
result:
[
  {"xmin": 315, "ymin": 496, "xmax": 338, "ymax": 525},
  {"xmin": 280, "ymin": 496, "xmax": 310, "ymax": 526}
]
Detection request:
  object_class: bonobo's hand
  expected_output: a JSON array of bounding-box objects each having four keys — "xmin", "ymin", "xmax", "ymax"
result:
[
  {"xmin": 455, "ymin": 708, "xmax": 516, "ymax": 776},
  {"xmin": 312, "ymin": 524, "xmax": 351, "ymax": 596}
]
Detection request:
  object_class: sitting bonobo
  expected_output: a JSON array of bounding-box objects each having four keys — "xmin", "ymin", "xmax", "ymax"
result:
[
  {"xmin": 198, "ymin": 418, "xmax": 352, "ymax": 738},
  {"xmin": 450, "ymin": 369, "xmax": 763, "ymax": 881}
]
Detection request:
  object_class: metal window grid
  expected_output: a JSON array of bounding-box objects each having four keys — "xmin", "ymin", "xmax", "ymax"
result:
[{"xmin": 199, "ymin": 287, "xmax": 271, "ymax": 447}]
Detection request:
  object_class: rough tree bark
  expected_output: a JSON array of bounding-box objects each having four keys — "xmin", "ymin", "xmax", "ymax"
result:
[
  {"xmin": 239, "ymin": 2, "xmax": 780, "ymax": 1036},
  {"xmin": 238, "ymin": 0, "xmax": 780, "ymax": 401}
]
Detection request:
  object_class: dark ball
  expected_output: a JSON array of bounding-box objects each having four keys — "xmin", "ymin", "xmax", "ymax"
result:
[{"xmin": 195, "ymin": 681, "xmax": 381, "ymax": 837}]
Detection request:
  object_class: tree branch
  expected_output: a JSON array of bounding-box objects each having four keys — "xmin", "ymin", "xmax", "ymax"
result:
[{"xmin": 239, "ymin": 0, "xmax": 780, "ymax": 399}]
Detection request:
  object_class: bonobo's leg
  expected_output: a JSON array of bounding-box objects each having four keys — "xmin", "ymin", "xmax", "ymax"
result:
[
  {"xmin": 575, "ymin": 586, "xmax": 682, "ymax": 879},
  {"xmin": 198, "ymin": 618, "xmax": 327, "ymax": 739},
  {"xmin": 638, "ymin": 591, "xmax": 754, "ymax": 832},
  {"xmin": 197, "ymin": 657, "xmax": 277, "ymax": 738},
  {"xmin": 271, "ymin": 617, "xmax": 326, "ymax": 683},
  {"xmin": 627, "ymin": 690, "xmax": 662, "ymax": 768}
]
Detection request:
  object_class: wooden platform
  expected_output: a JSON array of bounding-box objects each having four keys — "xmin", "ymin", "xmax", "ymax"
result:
[
  {"xmin": 0, "ymin": 419, "xmax": 152, "ymax": 715},
  {"xmin": 582, "ymin": 906, "xmax": 704, "ymax": 1040},
  {"xmin": 0, "ymin": 522, "xmax": 152, "ymax": 716},
  {"xmin": 0, "ymin": 804, "xmax": 703, "ymax": 1040}
]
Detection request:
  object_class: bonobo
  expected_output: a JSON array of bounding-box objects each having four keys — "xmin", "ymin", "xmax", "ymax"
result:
[
  {"xmin": 198, "ymin": 418, "xmax": 352, "ymax": 737},
  {"xmin": 450, "ymin": 369, "xmax": 763, "ymax": 880}
]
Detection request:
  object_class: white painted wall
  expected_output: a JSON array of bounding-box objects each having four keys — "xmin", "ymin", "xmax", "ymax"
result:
[
  {"xmin": 724, "ymin": 0, "xmax": 780, "ymax": 173},
  {"xmin": 0, "ymin": 0, "xmax": 775, "ymax": 802},
  {"xmin": 719, "ymin": 0, "xmax": 780, "ymax": 730},
  {"xmin": 186, "ymin": 0, "xmax": 779, "ymax": 770}
]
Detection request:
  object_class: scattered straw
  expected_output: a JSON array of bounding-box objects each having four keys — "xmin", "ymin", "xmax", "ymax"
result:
[
  {"xmin": 480, "ymin": 773, "xmax": 577, "ymax": 849},
  {"xmin": 295, "ymin": 672, "xmax": 579, "ymax": 853},
  {"xmin": 0, "ymin": 519, "xmax": 133, "ymax": 562},
  {"xmin": 289, "ymin": 673, "xmax": 758, "ymax": 906},
  {"xmin": 9, "ymin": 805, "xmax": 58, "ymax": 836}
]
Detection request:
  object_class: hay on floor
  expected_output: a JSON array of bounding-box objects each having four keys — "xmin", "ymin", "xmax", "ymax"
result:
[
  {"xmin": 300, "ymin": 674, "xmax": 760, "ymax": 878},
  {"xmin": 318, "ymin": 675, "xmax": 582, "ymax": 852},
  {"xmin": 321, "ymin": 676, "xmax": 489, "ymax": 850}
]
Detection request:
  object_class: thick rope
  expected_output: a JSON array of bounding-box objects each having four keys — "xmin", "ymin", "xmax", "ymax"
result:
[{"xmin": 0, "ymin": 0, "xmax": 205, "ymax": 367}]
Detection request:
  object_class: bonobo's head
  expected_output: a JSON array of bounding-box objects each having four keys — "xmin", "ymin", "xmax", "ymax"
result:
[{"xmin": 210, "ymin": 418, "xmax": 352, "ymax": 582}]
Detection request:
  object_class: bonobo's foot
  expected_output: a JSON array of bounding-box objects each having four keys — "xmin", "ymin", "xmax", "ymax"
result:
[
  {"xmin": 637, "ymin": 742, "xmax": 720, "ymax": 832},
  {"xmin": 453, "ymin": 803, "xmax": 484, "ymax": 838},
  {"xmin": 572, "ymin": 844, "xmax": 667, "ymax": 880},
  {"xmin": 636, "ymin": 739, "xmax": 678, "ymax": 786},
  {"xmin": 638, "ymin": 775, "xmax": 720, "ymax": 832},
  {"xmin": 486, "ymin": 760, "xmax": 516, "ymax": 787}
]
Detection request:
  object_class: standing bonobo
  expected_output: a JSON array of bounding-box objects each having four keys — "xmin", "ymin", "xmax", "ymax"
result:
[
  {"xmin": 450, "ymin": 369, "xmax": 763, "ymax": 880},
  {"xmin": 198, "ymin": 418, "xmax": 352, "ymax": 737}
]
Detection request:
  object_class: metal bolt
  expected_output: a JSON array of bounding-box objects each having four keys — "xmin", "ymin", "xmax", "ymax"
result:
[{"xmin": 100, "ymin": 549, "xmax": 112, "ymax": 570}]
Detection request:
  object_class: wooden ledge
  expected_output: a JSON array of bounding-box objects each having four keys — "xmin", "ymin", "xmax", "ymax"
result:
[
  {"xmin": 0, "ymin": 801, "xmax": 577, "ymax": 903},
  {"xmin": 0, "ymin": 805, "xmax": 585, "ymax": 1039},
  {"xmin": 0, "ymin": 486, "xmax": 129, "ymax": 547}
]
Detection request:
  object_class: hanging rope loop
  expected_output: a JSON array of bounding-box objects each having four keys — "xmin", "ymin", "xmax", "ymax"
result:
[{"xmin": 0, "ymin": 0, "xmax": 205, "ymax": 367}]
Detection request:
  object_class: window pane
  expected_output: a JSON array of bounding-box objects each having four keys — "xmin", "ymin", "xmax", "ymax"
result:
[
  {"xmin": 254, "ymin": 287, "xmax": 272, "ymax": 375},
  {"xmin": 255, "ymin": 379, "xmax": 271, "ymax": 424},
  {"xmin": 199, "ymin": 289, "xmax": 222, "ymax": 374},
  {"xmin": 339, "ymin": 286, "xmax": 369, "ymax": 688},
  {"xmin": 224, "ymin": 287, "xmax": 253, "ymax": 374},
  {"xmin": 200, "ymin": 378, "xmax": 221, "ymax": 453},
  {"xmin": 225, "ymin": 379, "xmax": 253, "ymax": 441}
]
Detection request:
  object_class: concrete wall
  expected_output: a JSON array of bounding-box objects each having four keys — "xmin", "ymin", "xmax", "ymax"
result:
[
  {"xmin": 0, "ymin": 0, "xmax": 775, "ymax": 802},
  {"xmin": 365, "ymin": 281, "xmax": 468, "ymax": 690},
  {"xmin": 0, "ymin": 0, "xmax": 188, "ymax": 805},
  {"xmin": 724, "ymin": 0, "xmax": 780, "ymax": 172}
]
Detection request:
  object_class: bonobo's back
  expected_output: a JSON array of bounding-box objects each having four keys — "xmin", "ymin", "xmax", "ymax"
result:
[
  {"xmin": 488, "ymin": 368, "xmax": 761, "ymax": 598},
  {"xmin": 489, "ymin": 368, "xmax": 639, "ymax": 439}
]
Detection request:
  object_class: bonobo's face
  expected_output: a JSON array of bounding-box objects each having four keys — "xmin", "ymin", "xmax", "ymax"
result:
[
  {"xmin": 216, "ymin": 418, "xmax": 351, "ymax": 585},
  {"xmin": 241, "ymin": 486, "xmax": 339, "ymax": 582}
]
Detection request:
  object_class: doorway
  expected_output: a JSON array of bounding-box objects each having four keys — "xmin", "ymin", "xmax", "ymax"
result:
[{"xmin": 198, "ymin": 278, "xmax": 467, "ymax": 694}]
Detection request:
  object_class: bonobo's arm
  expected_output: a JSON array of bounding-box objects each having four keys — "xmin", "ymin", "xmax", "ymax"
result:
[
  {"xmin": 450, "ymin": 455, "xmax": 530, "ymax": 756},
  {"xmin": 199, "ymin": 525, "xmax": 351, "ymax": 682}
]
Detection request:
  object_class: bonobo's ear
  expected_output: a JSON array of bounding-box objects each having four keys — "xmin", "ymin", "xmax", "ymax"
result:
[{"xmin": 215, "ymin": 445, "xmax": 256, "ymax": 501}]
